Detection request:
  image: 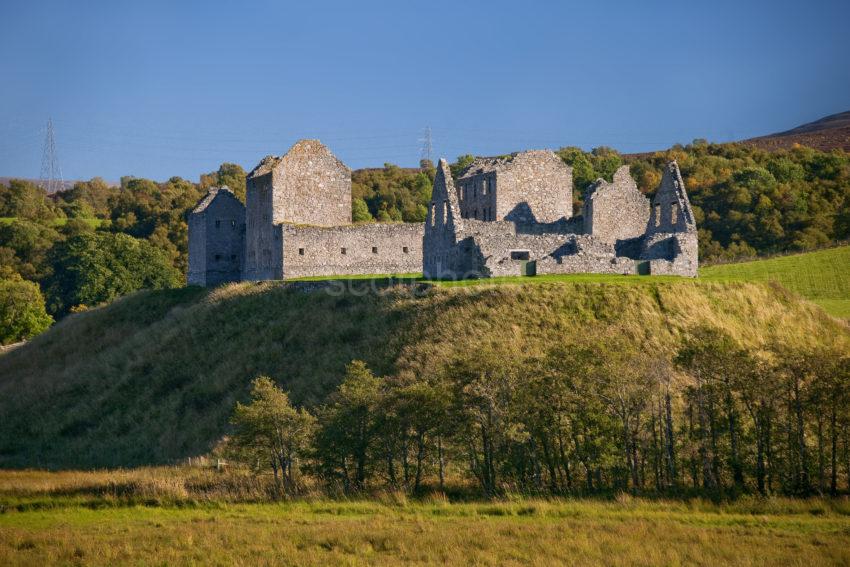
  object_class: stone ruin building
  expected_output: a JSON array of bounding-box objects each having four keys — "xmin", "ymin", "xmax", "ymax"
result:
[
  {"xmin": 188, "ymin": 140, "xmax": 697, "ymax": 286},
  {"xmin": 423, "ymin": 154, "xmax": 697, "ymax": 278},
  {"xmin": 188, "ymin": 140, "xmax": 422, "ymax": 286}
]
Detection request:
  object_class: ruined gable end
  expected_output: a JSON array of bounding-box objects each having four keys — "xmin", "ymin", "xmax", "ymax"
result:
[
  {"xmin": 423, "ymin": 159, "xmax": 466, "ymax": 279},
  {"xmin": 646, "ymin": 161, "xmax": 696, "ymax": 234},
  {"xmin": 582, "ymin": 165, "xmax": 650, "ymax": 244},
  {"xmin": 640, "ymin": 161, "xmax": 698, "ymax": 276},
  {"xmin": 272, "ymin": 139, "xmax": 352, "ymax": 227}
]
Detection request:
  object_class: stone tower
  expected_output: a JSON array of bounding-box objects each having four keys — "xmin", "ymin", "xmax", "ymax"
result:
[
  {"xmin": 187, "ymin": 186, "xmax": 245, "ymax": 286},
  {"xmin": 243, "ymin": 140, "xmax": 351, "ymax": 280}
]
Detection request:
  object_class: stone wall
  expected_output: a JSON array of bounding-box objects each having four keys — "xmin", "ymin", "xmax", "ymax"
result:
[
  {"xmin": 456, "ymin": 151, "xmax": 573, "ymax": 224},
  {"xmin": 243, "ymin": 140, "xmax": 352, "ymax": 281},
  {"xmin": 187, "ymin": 188, "xmax": 245, "ymax": 286},
  {"xmin": 282, "ymin": 223, "xmax": 423, "ymax": 279},
  {"xmin": 243, "ymin": 171, "xmax": 277, "ymax": 281},
  {"xmin": 423, "ymin": 159, "xmax": 466, "ymax": 279},
  {"xmin": 642, "ymin": 232, "xmax": 698, "ymax": 277},
  {"xmin": 498, "ymin": 151, "xmax": 573, "ymax": 223},
  {"xmin": 424, "ymin": 158, "xmax": 699, "ymax": 280},
  {"xmin": 645, "ymin": 161, "xmax": 696, "ymax": 235},
  {"xmin": 640, "ymin": 161, "xmax": 699, "ymax": 277},
  {"xmin": 271, "ymin": 140, "xmax": 351, "ymax": 227},
  {"xmin": 583, "ymin": 166, "xmax": 650, "ymax": 244}
]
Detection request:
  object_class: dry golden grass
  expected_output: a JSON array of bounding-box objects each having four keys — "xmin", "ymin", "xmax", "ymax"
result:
[
  {"xmin": 1, "ymin": 468, "xmax": 850, "ymax": 566},
  {"xmin": 1, "ymin": 280, "xmax": 847, "ymax": 469}
]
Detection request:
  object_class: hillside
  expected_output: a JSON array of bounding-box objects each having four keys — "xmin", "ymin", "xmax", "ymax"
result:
[
  {"xmin": 741, "ymin": 110, "xmax": 850, "ymax": 153},
  {"xmin": 700, "ymin": 245, "xmax": 850, "ymax": 319},
  {"xmin": 1, "ymin": 278, "xmax": 848, "ymax": 469}
]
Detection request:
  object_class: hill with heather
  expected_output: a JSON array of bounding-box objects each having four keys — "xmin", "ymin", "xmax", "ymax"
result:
[{"xmin": 741, "ymin": 110, "xmax": 850, "ymax": 153}]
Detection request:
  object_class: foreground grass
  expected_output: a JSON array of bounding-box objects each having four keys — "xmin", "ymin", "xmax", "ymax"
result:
[
  {"xmin": 700, "ymin": 246, "xmax": 850, "ymax": 319},
  {"xmin": 1, "ymin": 468, "xmax": 849, "ymax": 566},
  {"xmin": 2, "ymin": 497, "xmax": 849, "ymax": 566}
]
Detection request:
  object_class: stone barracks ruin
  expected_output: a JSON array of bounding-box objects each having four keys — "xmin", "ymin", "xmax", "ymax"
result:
[{"xmin": 188, "ymin": 140, "xmax": 697, "ymax": 285}]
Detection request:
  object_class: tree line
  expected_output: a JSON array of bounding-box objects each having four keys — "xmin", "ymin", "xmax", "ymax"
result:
[{"xmin": 224, "ymin": 327, "xmax": 850, "ymax": 499}]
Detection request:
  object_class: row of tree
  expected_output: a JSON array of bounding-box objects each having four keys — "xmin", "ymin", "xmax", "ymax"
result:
[
  {"xmin": 0, "ymin": 165, "xmax": 243, "ymax": 342},
  {"xmin": 225, "ymin": 327, "xmax": 850, "ymax": 498}
]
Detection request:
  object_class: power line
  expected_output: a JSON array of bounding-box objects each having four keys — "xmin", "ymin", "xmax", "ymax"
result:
[{"xmin": 38, "ymin": 118, "xmax": 65, "ymax": 193}]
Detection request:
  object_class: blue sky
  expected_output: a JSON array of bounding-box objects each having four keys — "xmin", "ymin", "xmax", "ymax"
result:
[{"xmin": 1, "ymin": 0, "xmax": 848, "ymax": 181}]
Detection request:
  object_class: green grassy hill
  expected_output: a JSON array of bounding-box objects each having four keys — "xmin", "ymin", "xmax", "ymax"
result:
[
  {"xmin": 1, "ymin": 278, "xmax": 847, "ymax": 469},
  {"xmin": 700, "ymin": 245, "xmax": 850, "ymax": 319}
]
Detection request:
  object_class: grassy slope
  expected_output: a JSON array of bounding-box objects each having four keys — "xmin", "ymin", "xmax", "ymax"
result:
[
  {"xmin": 1, "ymin": 278, "xmax": 848, "ymax": 469},
  {"xmin": 700, "ymin": 246, "xmax": 850, "ymax": 318}
]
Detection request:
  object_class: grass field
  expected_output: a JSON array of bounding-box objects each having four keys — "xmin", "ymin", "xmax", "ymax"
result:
[
  {"xmin": 287, "ymin": 246, "xmax": 850, "ymax": 319},
  {"xmin": 1, "ymin": 469, "xmax": 849, "ymax": 566},
  {"xmin": 700, "ymin": 246, "xmax": 850, "ymax": 319}
]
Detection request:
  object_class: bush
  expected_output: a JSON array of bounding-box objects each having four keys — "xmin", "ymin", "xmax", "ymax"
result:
[{"xmin": 0, "ymin": 276, "xmax": 53, "ymax": 345}]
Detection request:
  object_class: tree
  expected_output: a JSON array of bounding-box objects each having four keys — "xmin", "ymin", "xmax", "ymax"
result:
[
  {"xmin": 0, "ymin": 220, "xmax": 61, "ymax": 281},
  {"xmin": 388, "ymin": 378, "xmax": 451, "ymax": 491},
  {"xmin": 227, "ymin": 376, "xmax": 316, "ymax": 496},
  {"xmin": 42, "ymin": 232, "xmax": 180, "ymax": 315},
  {"xmin": 0, "ymin": 275, "xmax": 53, "ymax": 345},
  {"xmin": 315, "ymin": 360, "xmax": 383, "ymax": 492},
  {"xmin": 450, "ymin": 155, "xmax": 475, "ymax": 180},
  {"xmin": 201, "ymin": 163, "xmax": 247, "ymax": 202},
  {"xmin": 556, "ymin": 147, "xmax": 596, "ymax": 192},
  {"xmin": 352, "ymin": 198, "xmax": 373, "ymax": 223},
  {"xmin": 0, "ymin": 179, "xmax": 62, "ymax": 221}
]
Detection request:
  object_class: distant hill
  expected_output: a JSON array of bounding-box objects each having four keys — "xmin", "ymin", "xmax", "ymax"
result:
[
  {"xmin": 701, "ymin": 245, "xmax": 850, "ymax": 319},
  {"xmin": 740, "ymin": 110, "xmax": 850, "ymax": 153}
]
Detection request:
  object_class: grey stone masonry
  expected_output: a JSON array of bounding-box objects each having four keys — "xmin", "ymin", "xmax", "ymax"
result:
[
  {"xmin": 456, "ymin": 150, "xmax": 573, "ymax": 223},
  {"xmin": 424, "ymin": 158, "xmax": 698, "ymax": 279},
  {"xmin": 192, "ymin": 139, "xmax": 425, "ymax": 286},
  {"xmin": 583, "ymin": 166, "xmax": 650, "ymax": 244},
  {"xmin": 244, "ymin": 140, "xmax": 351, "ymax": 281},
  {"xmin": 282, "ymin": 223, "xmax": 423, "ymax": 279},
  {"xmin": 639, "ymin": 161, "xmax": 698, "ymax": 277},
  {"xmin": 423, "ymin": 159, "xmax": 466, "ymax": 279},
  {"xmin": 187, "ymin": 187, "xmax": 245, "ymax": 286},
  {"xmin": 189, "ymin": 139, "xmax": 700, "ymax": 286}
]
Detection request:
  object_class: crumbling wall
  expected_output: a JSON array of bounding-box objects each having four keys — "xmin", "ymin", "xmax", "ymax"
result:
[
  {"xmin": 456, "ymin": 151, "xmax": 573, "ymax": 224},
  {"xmin": 283, "ymin": 223, "xmax": 423, "ymax": 279},
  {"xmin": 497, "ymin": 151, "xmax": 573, "ymax": 223},
  {"xmin": 640, "ymin": 161, "xmax": 699, "ymax": 277},
  {"xmin": 642, "ymin": 232, "xmax": 698, "ymax": 277},
  {"xmin": 424, "ymin": 159, "xmax": 467, "ymax": 279},
  {"xmin": 583, "ymin": 166, "xmax": 650, "ymax": 243}
]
